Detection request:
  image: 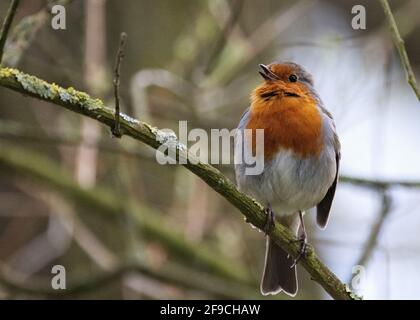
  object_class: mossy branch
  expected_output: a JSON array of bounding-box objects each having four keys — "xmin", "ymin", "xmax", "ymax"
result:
[{"xmin": 0, "ymin": 67, "xmax": 359, "ymax": 300}]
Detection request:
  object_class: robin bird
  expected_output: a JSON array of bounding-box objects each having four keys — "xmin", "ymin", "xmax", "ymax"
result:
[{"xmin": 234, "ymin": 62, "xmax": 340, "ymax": 296}]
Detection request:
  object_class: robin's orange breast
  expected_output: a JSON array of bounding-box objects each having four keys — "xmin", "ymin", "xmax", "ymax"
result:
[{"xmin": 246, "ymin": 95, "xmax": 323, "ymax": 160}]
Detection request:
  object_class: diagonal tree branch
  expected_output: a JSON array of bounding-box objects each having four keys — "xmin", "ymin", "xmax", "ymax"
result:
[
  {"xmin": 0, "ymin": 67, "xmax": 360, "ymax": 300},
  {"xmin": 379, "ymin": 0, "xmax": 420, "ymax": 101}
]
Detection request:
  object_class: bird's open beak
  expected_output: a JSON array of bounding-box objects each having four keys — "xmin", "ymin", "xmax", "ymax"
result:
[{"xmin": 259, "ymin": 64, "xmax": 279, "ymax": 81}]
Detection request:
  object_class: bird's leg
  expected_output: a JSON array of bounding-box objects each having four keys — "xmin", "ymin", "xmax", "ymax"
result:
[
  {"xmin": 264, "ymin": 203, "xmax": 275, "ymax": 235},
  {"xmin": 291, "ymin": 210, "xmax": 308, "ymax": 267}
]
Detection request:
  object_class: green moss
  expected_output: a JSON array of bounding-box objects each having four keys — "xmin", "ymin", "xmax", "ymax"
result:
[
  {"xmin": 15, "ymin": 72, "xmax": 58, "ymax": 99},
  {"xmin": 0, "ymin": 67, "xmax": 17, "ymax": 78},
  {"xmin": 58, "ymin": 87, "xmax": 103, "ymax": 110},
  {"xmin": 0, "ymin": 67, "xmax": 104, "ymax": 110}
]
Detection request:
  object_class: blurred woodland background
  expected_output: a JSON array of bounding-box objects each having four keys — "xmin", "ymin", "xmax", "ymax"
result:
[{"xmin": 0, "ymin": 0, "xmax": 419, "ymax": 299}]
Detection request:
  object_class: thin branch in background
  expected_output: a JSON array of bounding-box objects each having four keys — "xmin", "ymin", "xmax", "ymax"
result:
[
  {"xmin": 0, "ymin": 259, "xmax": 258, "ymax": 299},
  {"xmin": 0, "ymin": 144, "xmax": 251, "ymax": 286},
  {"xmin": 379, "ymin": 0, "xmax": 420, "ymax": 101},
  {"xmin": 349, "ymin": 190, "xmax": 392, "ymax": 283},
  {"xmin": 0, "ymin": 0, "xmax": 20, "ymax": 64},
  {"xmin": 3, "ymin": 119, "xmax": 420, "ymax": 191},
  {"xmin": 2, "ymin": 0, "xmax": 74, "ymax": 67},
  {"xmin": 203, "ymin": 0, "xmax": 244, "ymax": 75},
  {"xmin": 185, "ymin": 177, "xmax": 209, "ymax": 241},
  {"xmin": 0, "ymin": 119, "xmax": 152, "ymax": 160},
  {"xmin": 4, "ymin": 214, "xmax": 70, "ymax": 278},
  {"xmin": 112, "ymin": 32, "xmax": 128, "ymax": 138},
  {"xmin": 2, "ymin": 8, "xmax": 48, "ymax": 67},
  {"xmin": 39, "ymin": 192, "xmax": 119, "ymax": 271},
  {"xmin": 340, "ymin": 175, "xmax": 420, "ymax": 189},
  {"xmin": 74, "ymin": 0, "xmax": 108, "ymax": 188}
]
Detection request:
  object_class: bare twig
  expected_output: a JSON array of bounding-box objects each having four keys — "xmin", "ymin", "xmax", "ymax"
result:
[
  {"xmin": 379, "ymin": 0, "xmax": 420, "ymax": 101},
  {"xmin": 0, "ymin": 68, "xmax": 360, "ymax": 299},
  {"xmin": 112, "ymin": 32, "xmax": 128, "ymax": 138},
  {"xmin": 0, "ymin": 0, "xmax": 20, "ymax": 64}
]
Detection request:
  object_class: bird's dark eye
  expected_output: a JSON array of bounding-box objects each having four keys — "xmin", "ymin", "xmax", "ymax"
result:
[{"xmin": 289, "ymin": 74, "xmax": 298, "ymax": 82}]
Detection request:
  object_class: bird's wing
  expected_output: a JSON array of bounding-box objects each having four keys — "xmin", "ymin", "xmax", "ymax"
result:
[
  {"xmin": 237, "ymin": 107, "xmax": 251, "ymax": 130},
  {"xmin": 316, "ymin": 109, "xmax": 341, "ymax": 229}
]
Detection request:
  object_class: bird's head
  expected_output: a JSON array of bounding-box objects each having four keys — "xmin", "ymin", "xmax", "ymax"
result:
[
  {"xmin": 247, "ymin": 62, "xmax": 323, "ymax": 158},
  {"xmin": 252, "ymin": 62, "xmax": 315, "ymax": 105}
]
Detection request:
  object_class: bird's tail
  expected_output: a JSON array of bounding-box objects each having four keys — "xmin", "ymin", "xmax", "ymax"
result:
[{"xmin": 260, "ymin": 214, "xmax": 300, "ymax": 296}]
